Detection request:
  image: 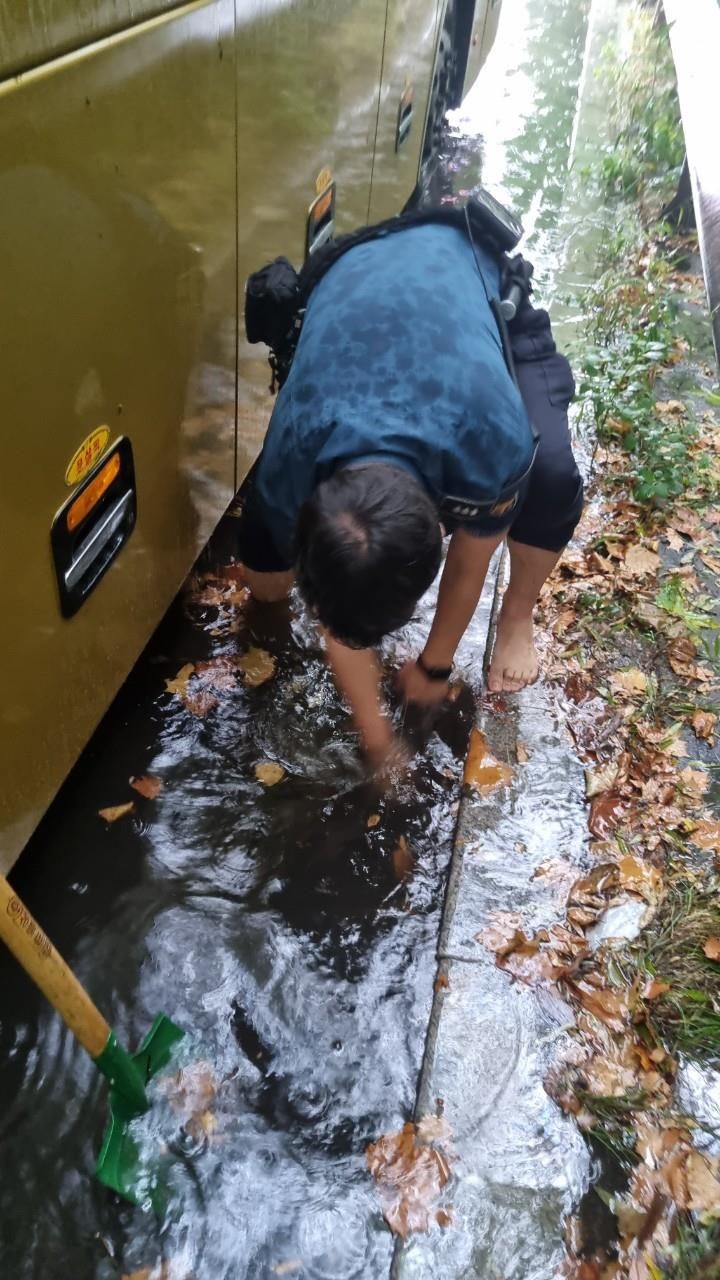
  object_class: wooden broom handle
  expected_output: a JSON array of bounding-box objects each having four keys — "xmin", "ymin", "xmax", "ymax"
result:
[{"xmin": 0, "ymin": 875, "xmax": 110, "ymax": 1059}]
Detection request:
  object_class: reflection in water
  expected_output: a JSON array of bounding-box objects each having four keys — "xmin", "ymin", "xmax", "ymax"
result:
[{"xmin": 0, "ymin": 1, "xmax": 620, "ymax": 1276}]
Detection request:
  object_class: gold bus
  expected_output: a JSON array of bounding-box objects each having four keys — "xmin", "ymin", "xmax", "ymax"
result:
[{"xmin": 0, "ymin": 0, "xmax": 502, "ymax": 872}]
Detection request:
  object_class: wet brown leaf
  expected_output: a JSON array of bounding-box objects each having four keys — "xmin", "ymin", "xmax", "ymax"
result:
[
  {"xmin": 255, "ymin": 762, "xmax": 285, "ymax": 787},
  {"xmin": 643, "ymin": 979, "xmax": 670, "ymax": 1001},
  {"xmin": 161, "ymin": 1061, "xmax": 219, "ymax": 1140},
  {"xmin": 690, "ymin": 818, "xmax": 720, "ymax": 853},
  {"xmin": 690, "ymin": 708, "xmax": 717, "ymax": 743},
  {"xmin": 617, "ymin": 855, "xmax": 661, "ymax": 903},
  {"xmin": 237, "ymin": 647, "xmax": 276, "ymax": 687},
  {"xmin": 367, "ymin": 814, "xmax": 381, "ymax": 829},
  {"xmin": 195, "ymin": 656, "xmax": 241, "ymax": 692},
  {"xmin": 463, "ymin": 729, "xmax": 512, "ymax": 792},
  {"xmin": 685, "ymin": 1151, "xmax": 720, "ymax": 1211},
  {"xmin": 516, "ymin": 740, "xmax": 530, "ymax": 764},
  {"xmin": 623, "ymin": 544, "xmax": 660, "ymax": 577},
  {"xmin": 667, "ymin": 636, "xmax": 706, "ymax": 681},
  {"xmin": 165, "ymin": 662, "xmax": 196, "ymax": 698},
  {"xmin": 129, "ymin": 775, "xmax": 163, "ymax": 800},
  {"xmin": 588, "ymin": 793, "xmax": 624, "ymax": 839},
  {"xmin": 271, "ymin": 1263, "xmax": 304, "ymax": 1277},
  {"xmin": 703, "ymin": 937, "xmax": 720, "ymax": 962},
  {"xmin": 183, "ymin": 690, "xmax": 218, "ymax": 718},
  {"xmin": 366, "ymin": 1121, "xmax": 451, "ymax": 1239},
  {"xmin": 98, "ymin": 801, "xmax": 135, "ymax": 824},
  {"xmin": 122, "ymin": 1266, "xmax": 188, "ymax": 1280},
  {"xmin": 434, "ymin": 973, "xmax": 449, "ymax": 993},
  {"xmin": 392, "ymin": 835, "xmax": 414, "ymax": 881},
  {"xmin": 566, "ymin": 979, "xmax": 632, "ymax": 1032}
]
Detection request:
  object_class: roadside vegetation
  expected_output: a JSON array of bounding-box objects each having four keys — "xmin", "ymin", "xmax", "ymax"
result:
[{"xmin": 486, "ymin": 9, "xmax": 720, "ymax": 1277}]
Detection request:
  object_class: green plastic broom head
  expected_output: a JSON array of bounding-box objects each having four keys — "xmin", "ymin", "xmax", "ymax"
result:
[{"xmin": 94, "ymin": 1013, "xmax": 184, "ymax": 1205}]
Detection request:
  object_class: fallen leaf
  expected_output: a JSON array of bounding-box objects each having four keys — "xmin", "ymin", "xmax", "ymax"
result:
[
  {"xmin": 585, "ymin": 760, "xmax": 619, "ymax": 799},
  {"xmin": 703, "ymin": 937, "xmax": 720, "ymax": 961},
  {"xmin": 271, "ymin": 1263, "xmax": 304, "ymax": 1277},
  {"xmin": 463, "ymin": 729, "xmax": 512, "ymax": 792},
  {"xmin": 161, "ymin": 1061, "xmax": 219, "ymax": 1137},
  {"xmin": 392, "ymin": 835, "xmax": 414, "ymax": 881},
  {"xmin": 624, "ymin": 544, "xmax": 661, "ymax": 577},
  {"xmin": 367, "ymin": 814, "xmax": 381, "ymax": 829},
  {"xmin": 366, "ymin": 1122, "xmax": 451, "ymax": 1239},
  {"xmin": 98, "ymin": 801, "xmax": 135, "ymax": 824},
  {"xmin": 690, "ymin": 708, "xmax": 717, "ymax": 743},
  {"xmin": 588, "ymin": 793, "xmax": 624, "ymax": 839},
  {"xmin": 655, "ymin": 399, "xmax": 686, "ymax": 416},
  {"xmin": 435, "ymin": 1209, "xmax": 452, "ymax": 1228},
  {"xmin": 434, "ymin": 973, "xmax": 449, "ymax": 993},
  {"xmin": 183, "ymin": 690, "xmax": 218, "ymax": 717},
  {"xmin": 609, "ymin": 668, "xmax": 648, "ymax": 697},
  {"xmin": 236, "ymin": 647, "xmax": 276, "ymax": 687},
  {"xmin": 516, "ymin": 741, "xmax": 530, "ymax": 764},
  {"xmin": 186, "ymin": 1108, "xmax": 218, "ymax": 1141},
  {"xmin": 678, "ymin": 766, "xmax": 709, "ymax": 801},
  {"xmin": 617, "ymin": 855, "xmax": 661, "ymax": 903},
  {"xmin": 667, "ymin": 636, "xmax": 705, "ymax": 681},
  {"xmin": 566, "ymin": 978, "xmax": 632, "ymax": 1032},
  {"xmin": 165, "ymin": 663, "xmax": 196, "ymax": 698},
  {"xmin": 195, "ymin": 656, "xmax": 241, "ymax": 692},
  {"xmin": 255, "ymin": 762, "xmax": 285, "ymax": 787},
  {"xmin": 643, "ymin": 979, "xmax": 670, "ymax": 1000},
  {"xmin": 129, "ymin": 775, "xmax": 163, "ymax": 800},
  {"xmin": 685, "ymin": 1151, "xmax": 720, "ymax": 1211},
  {"xmin": 690, "ymin": 819, "xmax": 720, "ymax": 853}
]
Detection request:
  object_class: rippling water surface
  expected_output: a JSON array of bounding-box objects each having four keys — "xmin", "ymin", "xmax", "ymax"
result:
[{"xmin": 0, "ymin": 2, "xmax": 621, "ymax": 1276}]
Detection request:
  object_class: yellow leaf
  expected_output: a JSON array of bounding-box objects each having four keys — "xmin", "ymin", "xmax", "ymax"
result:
[
  {"xmin": 165, "ymin": 663, "xmax": 196, "ymax": 697},
  {"xmin": 255, "ymin": 762, "xmax": 285, "ymax": 786},
  {"xmin": 237, "ymin": 647, "xmax": 276, "ymax": 687},
  {"xmin": 463, "ymin": 728, "xmax": 512, "ymax": 792},
  {"xmin": 98, "ymin": 801, "xmax": 135, "ymax": 824},
  {"xmin": 367, "ymin": 814, "xmax": 381, "ymax": 828}
]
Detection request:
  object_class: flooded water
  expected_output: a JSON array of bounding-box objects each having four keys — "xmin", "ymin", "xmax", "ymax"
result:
[{"xmin": 0, "ymin": 2, "xmax": 623, "ymax": 1277}]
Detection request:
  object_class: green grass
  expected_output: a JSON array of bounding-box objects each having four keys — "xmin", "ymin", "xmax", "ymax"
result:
[
  {"xmin": 630, "ymin": 883, "xmax": 720, "ymax": 1063},
  {"xmin": 657, "ymin": 1218, "xmax": 720, "ymax": 1279}
]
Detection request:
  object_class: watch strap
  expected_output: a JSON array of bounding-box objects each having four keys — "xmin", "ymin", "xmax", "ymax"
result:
[{"xmin": 417, "ymin": 652, "xmax": 452, "ymax": 682}]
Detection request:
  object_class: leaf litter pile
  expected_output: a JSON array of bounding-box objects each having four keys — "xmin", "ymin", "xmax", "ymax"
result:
[{"xmin": 484, "ymin": 279, "xmax": 720, "ymax": 1276}]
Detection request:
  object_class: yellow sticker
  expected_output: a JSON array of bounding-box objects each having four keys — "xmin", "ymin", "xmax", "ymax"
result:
[
  {"xmin": 315, "ymin": 166, "xmax": 333, "ymax": 195},
  {"xmin": 64, "ymin": 426, "xmax": 111, "ymax": 487}
]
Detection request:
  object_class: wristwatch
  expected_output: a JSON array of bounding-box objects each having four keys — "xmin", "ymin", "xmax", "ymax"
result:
[{"xmin": 417, "ymin": 652, "xmax": 452, "ymax": 682}]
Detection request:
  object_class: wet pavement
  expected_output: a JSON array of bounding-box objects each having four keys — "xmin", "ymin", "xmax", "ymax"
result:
[{"xmin": 0, "ymin": 1, "xmax": 629, "ymax": 1277}]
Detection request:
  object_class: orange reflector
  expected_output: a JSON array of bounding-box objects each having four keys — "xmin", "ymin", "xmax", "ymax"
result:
[{"xmin": 67, "ymin": 451, "xmax": 121, "ymax": 532}]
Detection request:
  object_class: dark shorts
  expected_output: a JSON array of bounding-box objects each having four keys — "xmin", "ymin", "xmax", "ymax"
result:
[
  {"xmin": 503, "ymin": 304, "xmax": 584, "ymax": 552},
  {"xmin": 236, "ymin": 303, "xmax": 584, "ymax": 570}
]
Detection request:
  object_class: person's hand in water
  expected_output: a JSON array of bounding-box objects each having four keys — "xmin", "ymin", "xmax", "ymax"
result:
[{"xmin": 395, "ymin": 658, "xmax": 449, "ymax": 707}]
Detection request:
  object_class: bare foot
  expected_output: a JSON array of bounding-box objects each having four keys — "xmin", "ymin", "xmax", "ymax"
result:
[{"xmin": 487, "ymin": 606, "xmax": 540, "ymax": 693}]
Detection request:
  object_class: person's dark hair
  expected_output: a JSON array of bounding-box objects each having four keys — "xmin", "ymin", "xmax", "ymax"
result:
[{"xmin": 296, "ymin": 464, "xmax": 442, "ymax": 648}]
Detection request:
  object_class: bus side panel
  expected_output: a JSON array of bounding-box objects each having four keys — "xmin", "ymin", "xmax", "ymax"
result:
[
  {"xmin": 367, "ymin": 0, "xmax": 442, "ymax": 223},
  {"xmin": 0, "ymin": 4, "xmax": 237, "ymax": 870},
  {"xmin": 0, "ymin": 0, "xmax": 182, "ymax": 79},
  {"xmin": 463, "ymin": 0, "xmax": 503, "ymax": 96},
  {"xmin": 232, "ymin": 0, "xmax": 389, "ymax": 484}
]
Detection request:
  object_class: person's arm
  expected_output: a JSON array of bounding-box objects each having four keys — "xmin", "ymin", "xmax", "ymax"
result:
[
  {"xmin": 323, "ymin": 632, "xmax": 396, "ymax": 766},
  {"xmin": 397, "ymin": 527, "xmax": 506, "ymax": 704}
]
